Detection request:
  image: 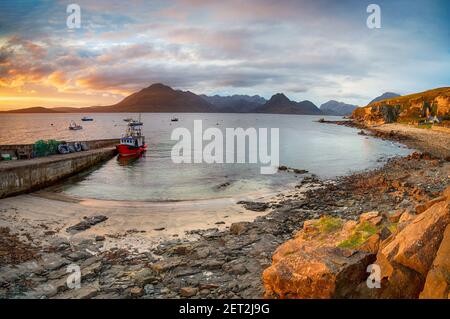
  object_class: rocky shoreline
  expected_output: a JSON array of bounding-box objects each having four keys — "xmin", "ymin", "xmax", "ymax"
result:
[{"xmin": 0, "ymin": 122, "xmax": 449, "ymax": 299}]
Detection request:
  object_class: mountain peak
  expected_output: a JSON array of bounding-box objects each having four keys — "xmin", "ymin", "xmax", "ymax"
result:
[
  {"xmin": 146, "ymin": 83, "xmax": 173, "ymax": 91},
  {"xmin": 268, "ymin": 93, "xmax": 291, "ymax": 104},
  {"xmin": 369, "ymin": 92, "xmax": 401, "ymax": 104}
]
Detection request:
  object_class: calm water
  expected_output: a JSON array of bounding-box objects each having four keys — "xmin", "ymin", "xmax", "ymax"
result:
[{"xmin": 0, "ymin": 113, "xmax": 411, "ymax": 201}]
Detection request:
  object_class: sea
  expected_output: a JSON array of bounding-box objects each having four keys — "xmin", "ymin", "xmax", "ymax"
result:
[{"xmin": 0, "ymin": 113, "xmax": 412, "ymax": 201}]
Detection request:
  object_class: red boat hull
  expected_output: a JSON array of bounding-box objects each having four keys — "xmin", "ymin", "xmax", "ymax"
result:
[{"xmin": 116, "ymin": 144, "xmax": 147, "ymax": 156}]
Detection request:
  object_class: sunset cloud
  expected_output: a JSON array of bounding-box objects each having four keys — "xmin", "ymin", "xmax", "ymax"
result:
[{"xmin": 0, "ymin": 0, "xmax": 449, "ymax": 110}]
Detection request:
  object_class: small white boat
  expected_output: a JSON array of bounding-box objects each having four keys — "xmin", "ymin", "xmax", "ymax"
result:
[{"xmin": 69, "ymin": 121, "xmax": 82, "ymax": 130}]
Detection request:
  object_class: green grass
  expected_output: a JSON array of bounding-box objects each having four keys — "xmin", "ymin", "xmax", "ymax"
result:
[
  {"xmin": 315, "ymin": 216, "xmax": 343, "ymax": 233},
  {"xmin": 337, "ymin": 221, "xmax": 378, "ymax": 249},
  {"xmin": 417, "ymin": 123, "xmax": 432, "ymax": 129}
]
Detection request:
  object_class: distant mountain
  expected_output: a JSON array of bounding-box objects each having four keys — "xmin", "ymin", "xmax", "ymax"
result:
[
  {"xmin": 369, "ymin": 92, "xmax": 401, "ymax": 104},
  {"xmin": 2, "ymin": 84, "xmax": 322, "ymax": 115},
  {"xmin": 200, "ymin": 94, "xmax": 266, "ymax": 113},
  {"xmin": 257, "ymin": 93, "xmax": 322, "ymax": 115},
  {"xmin": 84, "ymin": 83, "xmax": 215, "ymax": 113},
  {"xmin": 0, "ymin": 106, "xmax": 64, "ymax": 113},
  {"xmin": 320, "ymin": 100, "xmax": 358, "ymax": 116}
]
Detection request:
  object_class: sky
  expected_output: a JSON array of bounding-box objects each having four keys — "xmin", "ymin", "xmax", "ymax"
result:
[{"xmin": 0, "ymin": 0, "xmax": 449, "ymax": 110}]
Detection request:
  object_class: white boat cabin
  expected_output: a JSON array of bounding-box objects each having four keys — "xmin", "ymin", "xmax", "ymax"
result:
[{"xmin": 120, "ymin": 136, "xmax": 145, "ymax": 147}]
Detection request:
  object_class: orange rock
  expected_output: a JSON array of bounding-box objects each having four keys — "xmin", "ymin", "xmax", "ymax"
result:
[
  {"xmin": 359, "ymin": 211, "xmax": 380, "ymax": 224},
  {"xmin": 416, "ymin": 196, "xmax": 446, "ymax": 214},
  {"xmin": 443, "ymin": 186, "xmax": 450, "ymax": 200},
  {"xmin": 372, "ymin": 200, "xmax": 449, "ymax": 298},
  {"xmin": 387, "ymin": 210, "xmax": 404, "ymax": 223},
  {"xmin": 420, "ymin": 224, "xmax": 450, "ymax": 299},
  {"xmin": 263, "ymin": 246, "xmax": 374, "ymax": 299}
]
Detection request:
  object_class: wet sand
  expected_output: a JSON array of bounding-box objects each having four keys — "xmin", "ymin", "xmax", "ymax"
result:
[{"xmin": 0, "ymin": 188, "xmax": 281, "ymax": 252}]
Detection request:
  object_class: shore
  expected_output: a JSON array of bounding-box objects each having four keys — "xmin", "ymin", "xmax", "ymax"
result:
[{"xmin": 0, "ymin": 122, "xmax": 449, "ymax": 299}]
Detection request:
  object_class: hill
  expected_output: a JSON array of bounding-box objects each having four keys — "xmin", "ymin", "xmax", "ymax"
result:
[
  {"xmin": 352, "ymin": 87, "xmax": 450, "ymax": 125},
  {"xmin": 84, "ymin": 83, "xmax": 215, "ymax": 113},
  {"xmin": 1, "ymin": 107, "xmax": 64, "ymax": 113}
]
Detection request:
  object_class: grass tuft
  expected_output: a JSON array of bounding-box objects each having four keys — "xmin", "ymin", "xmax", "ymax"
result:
[{"xmin": 338, "ymin": 221, "xmax": 378, "ymax": 249}]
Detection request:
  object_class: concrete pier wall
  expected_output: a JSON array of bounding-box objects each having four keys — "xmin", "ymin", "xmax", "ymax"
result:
[
  {"xmin": 0, "ymin": 147, "xmax": 117, "ymax": 198},
  {"xmin": 0, "ymin": 138, "xmax": 119, "ymax": 159}
]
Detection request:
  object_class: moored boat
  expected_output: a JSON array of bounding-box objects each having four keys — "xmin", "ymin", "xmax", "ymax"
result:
[
  {"xmin": 81, "ymin": 116, "xmax": 94, "ymax": 121},
  {"xmin": 69, "ymin": 121, "xmax": 83, "ymax": 130},
  {"xmin": 171, "ymin": 117, "xmax": 179, "ymax": 122},
  {"xmin": 116, "ymin": 118, "xmax": 147, "ymax": 157}
]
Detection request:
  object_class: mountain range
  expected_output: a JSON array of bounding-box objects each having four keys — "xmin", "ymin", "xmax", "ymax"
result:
[
  {"xmin": 200, "ymin": 94, "xmax": 266, "ymax": 113},
  {"xmin": 2, "ymin": 83, "xmax": 404, "ymax": 116}
]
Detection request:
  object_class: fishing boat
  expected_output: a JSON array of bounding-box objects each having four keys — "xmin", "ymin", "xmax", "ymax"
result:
[
  {"xmin": 171, "ymin": 117, "xmax": 179, "ymax": 122},
  {"xmin": 116, "ymin": 117, "xmax": 147, "ymax": 157},
  {"xmin": 69, "ymin": 121, "xmax": 83, "ymax": 130},
  {"xmin": 81, "ymin": 116, "xmax": 94, "ymax": 121}
]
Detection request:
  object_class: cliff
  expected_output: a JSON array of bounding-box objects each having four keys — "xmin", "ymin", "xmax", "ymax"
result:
[{"xmin": 351, "ymin": 87, "xmax": 450, "ymax": 125}]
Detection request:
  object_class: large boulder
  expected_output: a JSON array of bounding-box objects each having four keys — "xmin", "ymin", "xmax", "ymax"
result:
[
  {"xmin": 419, "ymin": 224, "xmax": 450, "ymax": 299},
  {"xmin": 362, "ymin": 198, "xmax": 449, "ymax": 298},
  {"xmin": 263, "ymin": 216, "xmax": 377, "ymax": 298},
  {"xmin": 263, "ymin": 246, "xmax": 374, "ymax": 298}
]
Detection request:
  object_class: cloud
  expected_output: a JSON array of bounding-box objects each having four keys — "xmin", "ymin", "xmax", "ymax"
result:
[{"xmin": 0, "ymin": 0, "xmax": 449, "ymax": 110}]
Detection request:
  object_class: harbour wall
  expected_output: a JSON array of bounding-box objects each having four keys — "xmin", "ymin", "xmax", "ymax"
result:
[
  {"xmin": 0, "ymin": 138, "xmax": 119, "ymax": 159},
  {"xmin": 0, "ymin": 142, "xmax": 118, "ymax": 198}
]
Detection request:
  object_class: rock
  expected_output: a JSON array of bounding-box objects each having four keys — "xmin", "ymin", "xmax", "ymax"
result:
[
  {"xmin": 263, "ymin": 246, "xmax": 375, "ymax": 298},
  {"xmin": 66, "ymin": 215, "xmax": 108, "ymax": 233},
  {"xmin": 230, "ymin": 222, "xmax": 250, "ymax": 235},
  {"xmin": 224, "ymin": 263, "xmax": 248, "ymax": 275},
  {"xmin": 154, "ymin": 227, "xmax": 165, "ymax": 231},
  {"xmin": 171, "ymin": 244, "xmax": 192, "ymax": 255},
  {"xmin": 398, "ymin": 211, "xmax": 416, "ymax": 230},
  {"xmin": 133, "ymin": 268, "xmax": 158, "ymax": 286},
  {"xmin": 387, "ymin": 210, "xmax": 403, "ymax": 223},
  {"xmin": 420, "ymin": 224, "xmax": 450, "ymax": 299},
  {"xmin": 415, "ymin": 196, "xmax": 446, "ymax": 214},
  {"xmin": 236, "ymin": 201, "xmax": 269, "ymax": 212},
  {"xmin": 370, "ymin": 199, "xmax": 449, "ymax": 298},
  {"xmin": 278, "ymin": 165, "xmax": 288, "ymax": 171},
  {"xmin": 199, "ymin": 289, "xmax": 210, "ymax": 295},
  {"xmin": 358, "ymin": 227, "xmax": 391, "ymax": 254},
  {"xmin": 144, "ymin": 284, "xmax": 155, "ymax": 294},
  {"xmin": 129, "ymin": 287, "xmax": 144, "ymax": 298},
  {"xmin": 56, "ymin": 280, "xmax": 100, "ymax": 299},
  {"xmin": 359, "ymin": 211, "xmax": 380, "ymax": 224},
  {"xmin": 180, "ymin": 287, "xmax": 198, "ymax": 297},
  {"xmin": 203, "ymin": 259, "xmax": 225, "ymax": 270},
  {"xmin": 443, "ymin": 186, "xmax": 450, "ymax": 199},
  {"xmin": 293, "ymin": 169, "xmax": 308, "ymax": 174},
  {"xmin": 95, "ymin": 235, "xmax": 105, "ymax": 241}
]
